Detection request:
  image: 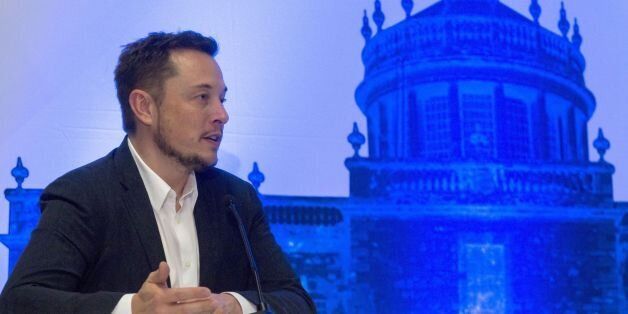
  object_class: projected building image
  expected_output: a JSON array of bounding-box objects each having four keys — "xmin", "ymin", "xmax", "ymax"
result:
[{"xmin": 2, "ymin": 0, "xmax": 627, "ymax": 313}]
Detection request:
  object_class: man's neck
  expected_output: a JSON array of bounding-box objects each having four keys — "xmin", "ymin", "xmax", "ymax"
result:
[{"xmin": 128, "ymin": 135, "xmax": 190, "ymax": 197}]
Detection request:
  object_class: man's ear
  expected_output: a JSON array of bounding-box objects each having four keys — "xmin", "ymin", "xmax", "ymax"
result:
[{"xmin": 129, "ymin": 89, "xmax": 157, "ymax": 127}]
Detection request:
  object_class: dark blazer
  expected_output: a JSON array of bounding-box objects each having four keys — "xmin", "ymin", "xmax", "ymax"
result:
[{"xmin": 0, "ymin": 139, "xmax": 315, "ymax": 314}]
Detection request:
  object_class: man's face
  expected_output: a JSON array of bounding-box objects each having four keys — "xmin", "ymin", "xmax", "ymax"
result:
[{"xmin": 153, "ymin": 49, "xmax": 228, "ymax": 171}]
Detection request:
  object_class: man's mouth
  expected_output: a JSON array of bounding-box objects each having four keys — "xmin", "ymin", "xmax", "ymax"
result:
[{"xmin": 203, "ymin": 134, "xmax": 222, "ymax": 143}]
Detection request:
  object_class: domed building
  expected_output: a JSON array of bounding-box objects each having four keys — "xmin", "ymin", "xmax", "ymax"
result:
[
  {"xmin": 1, "ymin": 0, "xmax": 627, "ymax": 313},
  {"xmin": 351, "ymin": 0, "xmax": 607, "ymax": 204},
  {"xmin": 340, "ymin": 0, "xmax": 625, "ymax": 312}
]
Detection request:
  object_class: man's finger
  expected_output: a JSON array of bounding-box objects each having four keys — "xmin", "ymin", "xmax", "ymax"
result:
[
  {"xmin": 162, "ymin": 287, "xmax": 212, "ymax": 303},
  {"xmin": 175, "ymin": 297, "xmax": 219, "ymax": 313},
  {"xmin": 146, "ymin": 261, "xmax": 170, "ymax": 284},
  {"xmin": 175, "ymin": 296, "xmax": 212, "ymax": 304}
]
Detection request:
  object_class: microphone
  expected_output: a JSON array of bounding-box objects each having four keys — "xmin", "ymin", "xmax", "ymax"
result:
[{"xmin": 223, "ymin": 195, "xmax": 272, "ymax": 314}]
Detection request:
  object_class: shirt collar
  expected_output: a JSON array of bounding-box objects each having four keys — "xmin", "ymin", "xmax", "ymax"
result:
[{"xmin": 128, "ymin": 138, "xmax": 197, "ymax": 212}]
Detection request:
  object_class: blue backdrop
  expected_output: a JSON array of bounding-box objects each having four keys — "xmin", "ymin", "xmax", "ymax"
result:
[{"xmin": 1, "ymin": 0, "xmax": 627, "ymax": 312}]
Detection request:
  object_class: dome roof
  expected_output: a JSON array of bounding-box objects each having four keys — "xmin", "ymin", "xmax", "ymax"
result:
[
  {"xmin": 357, "ymin": 0, "xmax": 594, "ymax": 117},
  {"xmin": 361, "ymin": 0, "xmax": 585, "ymax": 84}
]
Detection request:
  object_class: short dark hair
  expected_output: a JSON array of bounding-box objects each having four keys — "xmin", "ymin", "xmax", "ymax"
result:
[{"xmin": 114, "ymin": 31, "xmax": 219, "ymax": 133}]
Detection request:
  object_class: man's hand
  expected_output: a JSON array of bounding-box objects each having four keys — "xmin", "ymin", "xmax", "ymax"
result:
[
  {"xmin": 206, "ymin": 293, "xmax": 243, "ymax": 314},
  {"xmin": 131, "ymin": 262, "xmax": 243, "ymax": 313}
]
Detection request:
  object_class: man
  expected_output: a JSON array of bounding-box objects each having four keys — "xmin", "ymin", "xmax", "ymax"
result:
[{"xmin": 0, "ymin": 31, "xmax": 315, "ymax": 314}]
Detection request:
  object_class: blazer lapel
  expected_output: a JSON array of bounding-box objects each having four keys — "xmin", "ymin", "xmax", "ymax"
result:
[
  {"xmin": 194, "ymin": 171, "xmax": 224, "ymax": 288},
  {"xmin": 114, "ymin": 138, "xmax": 167, "ymax": 275}
]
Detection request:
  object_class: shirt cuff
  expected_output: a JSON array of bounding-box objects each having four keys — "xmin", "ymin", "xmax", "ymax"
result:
[
  {"xmin": 223, "ymin": 292, "xmax": 257, "ymax": 314},
  {"xmin": 111, "ymin": 293, "xmax": 134, "ymax": 314}
]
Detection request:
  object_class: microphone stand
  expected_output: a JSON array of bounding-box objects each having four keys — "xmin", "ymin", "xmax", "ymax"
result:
[{"xmin": 225, "ymin": 196, "xmax": 272, "ymax": 314}]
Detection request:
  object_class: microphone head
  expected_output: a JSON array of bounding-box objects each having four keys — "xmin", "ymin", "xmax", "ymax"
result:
[{"xmin": 223, "ymin": 194, "xmax": 236, "ymax": 208}]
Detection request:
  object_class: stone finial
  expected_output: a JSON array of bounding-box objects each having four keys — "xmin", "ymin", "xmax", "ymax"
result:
[
  {"xmin": 558, "ymin": 1, "xmax": 570, "ymax": 38},
  {"xmin": 529, "ymin": 0, "xmax": 541, "ymax": 24},
  {"xmin": 247, "ymin": 162, "xmax": 265, "ymax": 192},
  {"xmin": 401, "ymin": 0, "xmax": 414, "ymax": 18},
  {"xmin": 347, "ymin": 122, "xmax": 366, "ymax": 158},
  {"xmin": 593, "ymin": 128, "xmax": 610, "ymax": 162},
  {"xmin": 361, "ymin": 10, "xmax": 373, "ymax": 41},
  {"xmin": 11, "ymin": 157, "xmax": 29, "ymax": 189},
  {"xmin": 372, "ymin": 0, "xmax": 385, "ymax": 31},
  {"xmin": 571, "ymin": 18, "xmax": 582, "ymax": 50}
]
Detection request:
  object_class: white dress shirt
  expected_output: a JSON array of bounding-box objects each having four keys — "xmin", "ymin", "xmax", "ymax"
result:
[{"xmin": 111, "ymin": 139, "xmax": 256, "ymax": 313}]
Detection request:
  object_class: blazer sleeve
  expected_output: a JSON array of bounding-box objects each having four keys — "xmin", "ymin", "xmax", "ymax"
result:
[
  {"xmin": 234, "ymin": 184, "xmax": 317, "ymax": 314},
  {"xmin": 0, "ymin": 178, "xmax": 124, "ymax": 314}
]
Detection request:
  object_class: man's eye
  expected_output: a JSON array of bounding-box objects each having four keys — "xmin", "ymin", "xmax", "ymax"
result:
[{"xmin": 197, "ymin": 94, "xmax": 209, "ymax": 100}]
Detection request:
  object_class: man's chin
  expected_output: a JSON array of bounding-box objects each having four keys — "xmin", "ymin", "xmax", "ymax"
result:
[
  {"xmin": 188, "ymin": 156, "xmax": 218, "ymax": 171},
  {"xmin": 170, "ymin": 153, "xmax": 217, "ymax": 172}
]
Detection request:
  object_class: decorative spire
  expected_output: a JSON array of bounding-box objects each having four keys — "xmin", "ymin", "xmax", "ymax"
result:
[
  {"xmin": 401, "ymin": 0, "xmax": 414, "ymax": 19},
  {"xmin": 347, "ymin": 122, "xmax": 366, "ymax": 158},
  {"xmin": 529, "ymin": 0, "xmax": 541, "ymax": 24},
  {"xmin": 247, "ymin": 162, "xmax": 265, "ymax": 192},
  {"xmin": 571, "ymin": 18, "xmax": 582, "ymax": 50},
  {"xmin": 558, "ymin": 1, "xmax": 570, "ymax": 38},
  {"xmin": 361, "ymin": 10, "xmax": 372, "ymax": 41},
  {"xmin": 593, "ymin": 128, "xmax": 610, "ymax": 162},
  {"xmin": 11, "ymin": 157, "xmax": 29, "ymax": 189},
  {"xmin": 372, "ymin": 0, "xmax": 385, "ymax": 32}
]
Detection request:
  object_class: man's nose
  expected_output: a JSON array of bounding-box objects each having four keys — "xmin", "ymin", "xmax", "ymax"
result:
[{"xmin": 213, "ymin": 102, "xmax": 229, "ymax": 125}]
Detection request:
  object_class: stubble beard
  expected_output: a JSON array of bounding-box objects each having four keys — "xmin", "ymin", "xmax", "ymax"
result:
[{"xmin": 154, "ymin": 120, "xmax": 216, "ymax": 172}]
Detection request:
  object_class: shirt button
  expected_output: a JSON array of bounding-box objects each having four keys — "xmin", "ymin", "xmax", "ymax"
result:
[{"xmin": 184, "ymin": 261, "xmax": 191, "ymax": 268}]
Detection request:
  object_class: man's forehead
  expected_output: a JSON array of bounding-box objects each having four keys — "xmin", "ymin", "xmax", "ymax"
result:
[
  {"xmin": 168, "ymin": 48, "xmax": 216, "ymax": 66},
  {"xmin": 166, "ymin": 49, "xmax": 224, "ymax": 86}
]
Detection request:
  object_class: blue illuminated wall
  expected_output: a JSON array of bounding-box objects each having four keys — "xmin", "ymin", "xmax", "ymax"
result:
[{"xmin": 2, "ymin": 0, "xmax": 628, "ymax": 313}]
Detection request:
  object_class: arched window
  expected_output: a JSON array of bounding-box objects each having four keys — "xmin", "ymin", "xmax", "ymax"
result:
[
  {"xmin": 462, "ymin": 94, "xmax": 495, "ymax": 159},
  {"xmin": 497, "ymin": 98, "xmax": 530, "ymax": 161},
  {"xmin": 423, "ymin": 96, "xmax": 452, "ymax": 159}
]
